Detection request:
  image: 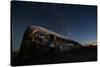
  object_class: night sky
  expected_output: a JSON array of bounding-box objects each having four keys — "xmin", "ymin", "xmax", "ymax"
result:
[{"xmin": 11, "ymin": 1, "xmax": 97, "ymax": 51}]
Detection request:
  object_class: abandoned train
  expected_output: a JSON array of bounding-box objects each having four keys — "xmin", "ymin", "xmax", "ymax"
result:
[{"xmin": 18, "ymin": 25, "xmax": 82, "ymax": 60}]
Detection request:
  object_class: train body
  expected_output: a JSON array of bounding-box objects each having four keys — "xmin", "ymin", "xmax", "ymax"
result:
[{"xmin": 18, "ymin": 25, "xmax": 82, "ymax": 61}]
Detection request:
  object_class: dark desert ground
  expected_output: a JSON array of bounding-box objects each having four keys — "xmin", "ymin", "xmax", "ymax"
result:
[{"xmin": 11, "ymin": 45, "xmax": 97, "ymax": 66}]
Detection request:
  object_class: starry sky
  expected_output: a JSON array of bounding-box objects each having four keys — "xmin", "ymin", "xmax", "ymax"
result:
[{"xmin": 11, "ymin": 1, "xmax": 97, "ymax": 51}]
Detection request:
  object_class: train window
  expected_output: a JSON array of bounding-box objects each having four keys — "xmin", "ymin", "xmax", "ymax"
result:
[
  {"xmin": 59, "ymin": 43, "xmax": 65, "ymax": 51},
  {"xmin": 34, "ymin": 32, "xmax": 44, "ymax": 38},
  {"xmin": 49, "ymin": 42, "xmax": 55, "ymax": 47},
  {"xmin": 63, "ymin": 43, "xmax": 67, "ymax": 51},
  {"xmin": 59, "ymin": 45, "xmax": 63, "ymax": 51},
  {"xmin": 34, "ymin": 32, "xmax": 49, "ymax": 45}
]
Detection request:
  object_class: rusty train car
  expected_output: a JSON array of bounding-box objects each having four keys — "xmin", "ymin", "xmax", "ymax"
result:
[{"xmin": 18, "ymin": 25, "xmax": 82, "ymax": 61}]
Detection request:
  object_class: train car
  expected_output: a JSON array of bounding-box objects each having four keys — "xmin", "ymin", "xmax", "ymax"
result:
[{"xmin": 18, "ymin": 25, "xmax": 82, "ymax": 61}]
